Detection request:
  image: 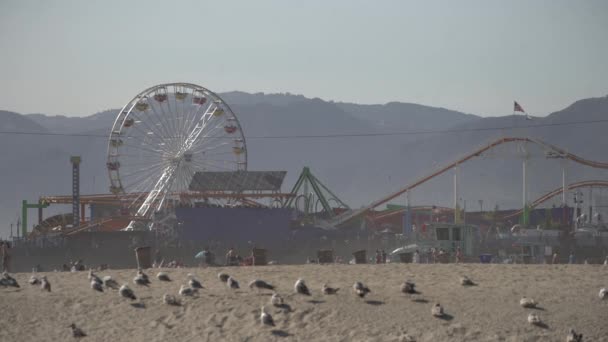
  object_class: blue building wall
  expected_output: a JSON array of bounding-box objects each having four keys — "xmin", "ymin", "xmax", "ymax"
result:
[{"xmin": 175, "ymin": 207, "xmax": 293, "ymax": 246}]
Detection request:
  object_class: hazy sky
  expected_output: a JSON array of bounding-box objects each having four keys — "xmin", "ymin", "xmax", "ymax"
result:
[{"xmin": 1, "ymin": 0, "xmax": 607, "ymax": 117}]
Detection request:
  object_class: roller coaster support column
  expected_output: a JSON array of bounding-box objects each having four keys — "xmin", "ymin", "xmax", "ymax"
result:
[
  {"xmin": 522, "ymin": 147, "xmax": 530, "ymax": 226},
  {"xmin": 403, "ymin": 191, "xmax": 412, "ymax": 237},
  {"xmin": 454, "ymin": 165, "xmax": 461, "ymax": 223}
]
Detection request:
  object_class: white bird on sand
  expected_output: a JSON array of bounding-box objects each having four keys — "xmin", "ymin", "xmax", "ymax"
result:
[
  {"xmin": 88, "ymin": 270, "xmax": 101, "ymax": 284},
  {"xmin": 69, "ymin": 323, "xmax": 86, "ymax": 338},
  {"xmin": 136, "ymin": 269, "xmax": 150, "ymax": 284},
  {"xmin": 179, "ymin": 285, "xmax": 196, "ymax": 296},
  {"xmin": 460, "ymin": 275, "xmax": 475, "ymax": 286},
  {"xmin": 401, "ymin": 281, "xmax": 416, "ymax": 294},
  {"xmin": 322, "ymin": 283, "xmax": 340, "ymax": 295},
  {"xmin": 353, "ymin": 281, "xmax": 371, "ymax": 298},
  {"xmin": 294, "ymin": 279, "xmax": 311, "ymax": 296},
  {"xmin": 520, "ymin": 297, "xmax": 538, "ymax": 308},
  {"xmin": 157, "ymin": 272, "xmax": 171, "ymax": 282},
  {"xmin": 119, "ymin": 284, "xmax": 136, "ymax": 300},
  {"xmin": 431, "ymin": 303, "xmax": 445, "ymax": 317},
  {"xmin": 29, "ymin": 275, "xmax": 40, "ymax": 286},
  {"xmin": 528, "ymin": 313, "xmax": 542, "ymax": 325},
  {"xmin": 270, "ymin": 293, "xmax": 284, "ymax": 306},
  {"xmin": 41, "ymin": 276, "xmax": 51, "ymax": 292},
  {"xmin": 249, "ymin": 279, "xmax": 275, "ymax": 291},
  {"xmin": 599, "ymin": 288, "xmax": 607, "ymax": 300},
  {"xmin": 133, "ymin": 272, "xmax": 149, "ymax": 286},
  {"xmin": 102, "ymin": 276, "xmax": 119, "ymax": 290},
  {"xmin": 566, "ymin": 328, "xmax": 583, "ymax": 342},
  {"xmin": 260, "ymin": 306, "xmax": 275, "ymax": 326},
  {"xmin": 187, "ymin": 274, "xmax": 203, "ymax": 289},
  {"xmin": 163, "ymin": 293, "xmax": 180, "ymax": 305},
  {"xmin": 218, "ymin": 272, "xmax": 230, "ymax": 283},
  {"xmin": 227, "ymin": 276, "xmax": 239, "ymax": 289},
  {"xmin": 91, "ymin": 279, "xmax": 103, "ymax": 292}
]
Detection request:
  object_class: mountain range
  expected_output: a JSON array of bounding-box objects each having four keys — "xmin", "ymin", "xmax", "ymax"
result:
[{"xmin": 1, "ymin": 92, "xmax": 607, "ymax": 237}]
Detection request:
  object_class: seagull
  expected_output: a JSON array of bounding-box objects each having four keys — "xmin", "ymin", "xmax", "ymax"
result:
[
  {"xmin": 2, "ymin": 272, "xmax": 20, "ymax": 288},
  {"xmin": 270, "ymin": 293, "xmax": 284, "ymax": 306},
  {"xmin": 599, "ymin": 288, "xmax": 607, "ymax": 300},
  {"xmin": 179, "ymin": 285, "xmax": 196, "ymax": 296},
  {"xmin": 460, "ymin": 275, "xmax": 475, "ymax": 286},
  {"xmin": 520, "ymin": 297, "xmax": 538, "ymax": 308},
  {"xmin": 88, "ymin": 270, "xmax": 101, "ymax": 284},
  {"xmin": 136, "ymin": 269, "xmax": 150, "ymax": 284},
  {"xmin": 566, "ymin": 328, "xmax": 583, "ymax": 342},
  {"xmin": 102, "ymin": 276, "xmax": 119, "ymax": 290},
  {"xmin": 157, "ymin": 272, "xmax": 171, "ymax": 282},
  {"xmin": 29, "ymin": 275, "xmax": 40, "ymax": 286},
  {"xmin": 41, "ymin": 276, "xmax": 51, "ymax": 292},
  {"xmin": 227, "ymin": 277, "xmax": 239, "ymax": 289},
  {"xmin": 294, "ymin": 278, "xmax": 311, "ymax": 296},
  {"xmin": 133, "ymin": 273, "xmax": 149, "ymax": 286},
  {"xmin": 249, "ymin": 279, "xmax": 275, "ymax": 292},
  {"xmin": 218, "ymin": 272, "xmax": 230, "ymax": 283},
  {"xmin": 528, "ymin": 313, "xmax": 542, "ymax": 325},
  {"xmin": 353, "ymin": 281, "xmax": 371, "ymax": 298},
  {"xmin": 260, "ymin": 306, "xmax": 275, "ymax": 326},
  {"xmin": 163, "ymin": 293, "xmax": 180, "ymax": 305},
  {"xmin": 119, "ymin": 284, "xmax": 136, "ymax": 300},
  {"xmin": 431, "ymin": 303, "xmax": 445, "ymax": 317},
  {"xmin": 69, "ymin": 323, "xmax": 86, "ymax": 338},
  {"xmin": 401, "ymin": 281, "xmax": 416, "ymax": 294},
  {"xmin": 322, "ymin": 283, "xmax": 340, "ymax": 295},
  {"xmin": 91, "ymin": 279, "xmax": 103, "ymax": 292},
  {"xmin": 187, "ymin": 274, "xmax": 203, "ymax": 289}
]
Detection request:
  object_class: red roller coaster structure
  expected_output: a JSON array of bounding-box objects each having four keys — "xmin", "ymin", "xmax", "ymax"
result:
[{"xmin": 328, "ymin": 137, "xmax": 608, "ymax": 227}]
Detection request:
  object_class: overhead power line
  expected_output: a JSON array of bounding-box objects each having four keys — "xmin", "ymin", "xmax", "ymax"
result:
[{"xmin": 0, "ymin": 118, "xmax": 606, "ymax": 140}]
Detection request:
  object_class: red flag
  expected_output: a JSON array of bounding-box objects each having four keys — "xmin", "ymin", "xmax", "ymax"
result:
[{"xmin": 514, "ymin": 101, "xmax": 525, "ymax": 112}]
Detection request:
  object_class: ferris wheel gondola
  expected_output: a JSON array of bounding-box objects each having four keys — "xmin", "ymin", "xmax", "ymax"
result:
[{"xmin": 106, "ymin": 82, "xmax": 247, "ymax": 229}]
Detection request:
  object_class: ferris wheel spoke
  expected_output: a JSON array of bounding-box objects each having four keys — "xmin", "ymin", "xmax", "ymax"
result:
[
  {"xmin": 147, "ymin": 100, "xmax": 180, "ymax": 153},
  {"xmin": 189, "ymin": 141, "xmax": 231, "ymax": 155},
  {"xmin": 124, "ymin": 112, "xmax": 176, "ymax": 156},
  {"xmin": 119, "ymin": 162, "xmax": 167, "ymax": 181},
  {"xmin": 184, "ymin": 102, "xmax": 214, "ymax": 143},
  {"xmin": 183, "ymin": 105, "xmax": 215, "ymax": 148},
  {"xmin": 122, "ymin": 171, "xmax": 159, "ymax": 194},
  {"xmin": 173, "ymin": 89, "xmax": 207, "ymax": 149},
  {"xmin": 201, "ymin": 151, "xmax": 235, "ymax": 156},
  {"xmin": 189, "ymin": 159, "xmax": 235, "ymax": 172},
  {"xmin": 199, "ymin": 120, "xmax": 228, "ymax": 143}
]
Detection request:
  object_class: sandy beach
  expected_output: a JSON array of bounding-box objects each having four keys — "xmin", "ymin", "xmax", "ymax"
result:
[{"xmin": 1, "ymin": 264, "xmax": 607, "ymax": 341}]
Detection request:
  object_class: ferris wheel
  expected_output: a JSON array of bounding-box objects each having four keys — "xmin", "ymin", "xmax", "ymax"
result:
[{"xmin": 106, "ymin": 82, "xmax": 247, "ymax": 226}]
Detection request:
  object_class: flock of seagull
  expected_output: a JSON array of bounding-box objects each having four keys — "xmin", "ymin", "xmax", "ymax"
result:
[{"xmin": 2, "ymin": 269, "xmax": 607, "ymax": 341}]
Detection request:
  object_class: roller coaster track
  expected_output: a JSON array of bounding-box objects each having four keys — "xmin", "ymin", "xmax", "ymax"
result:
[
  {"xmin": 327, "ymin": 136, "xmax": 608, "ymax": 227},
  {"xmin": 503, "ymin": 180, "xmax": 608, "ymax": 220}
]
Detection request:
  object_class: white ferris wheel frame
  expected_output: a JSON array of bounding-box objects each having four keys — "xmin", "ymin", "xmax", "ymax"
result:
[{"xmin": 106, "ymin": 82, "xmax": 247, "ymax": 228}]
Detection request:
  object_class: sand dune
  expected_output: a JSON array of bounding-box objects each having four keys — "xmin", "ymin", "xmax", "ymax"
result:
[{"xmin": 1, "ymin": 264, "xmax": 607, "ymax": 341}]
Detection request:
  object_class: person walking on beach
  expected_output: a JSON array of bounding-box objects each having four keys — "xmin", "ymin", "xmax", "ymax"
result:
[
  {"xmin": 455, "ymin": 247, "xmax": 463, "ymax": 263},
  {"xmin": 1, "ymin": 241, "xmax": 11, "ymax": 272},
  {"xmin": 552, "ymin": 252, "xmax": 559, "ymax": 264},
  {"xmin": 568, "ymin": 252, "xmax": 575, "ymax": 264},
  {"xmin": 413, "ymin": 249, "xmax": 420, "ymax": 264}
]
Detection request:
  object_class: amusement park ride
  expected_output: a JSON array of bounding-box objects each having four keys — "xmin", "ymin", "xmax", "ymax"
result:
[{"xmin": 21, "ymin": 82, "xmax": 608, "ymax": 237}]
